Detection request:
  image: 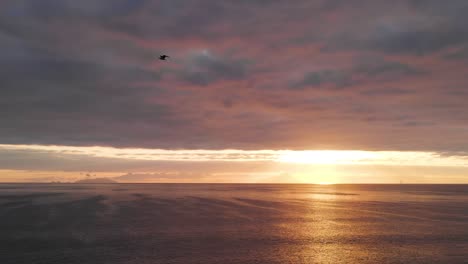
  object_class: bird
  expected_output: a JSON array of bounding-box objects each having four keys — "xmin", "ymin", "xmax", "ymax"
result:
[{"xmin": 159, "ymin": 55, "xmax": 170, "ymax": 60}]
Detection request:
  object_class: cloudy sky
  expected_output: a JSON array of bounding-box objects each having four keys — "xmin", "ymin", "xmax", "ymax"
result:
[{"xmin": 1, "ymin": 0, "xmax": 468, "ymax": 183}]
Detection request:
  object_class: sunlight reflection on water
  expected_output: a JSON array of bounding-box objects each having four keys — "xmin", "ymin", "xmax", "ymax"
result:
[{"xmin": 1, "ymin": 184, "xmax": 468, "ymax": 263}]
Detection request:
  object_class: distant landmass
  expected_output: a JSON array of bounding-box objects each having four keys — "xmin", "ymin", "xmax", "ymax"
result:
[{"xmin": 74, "ymin": 177, "xmax": 118, "ymax": 184}]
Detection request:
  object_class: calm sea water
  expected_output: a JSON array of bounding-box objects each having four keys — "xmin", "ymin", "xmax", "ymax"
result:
[{"xmin": 1, "ymin": 184, "xmax": 468, "ymax": 264}]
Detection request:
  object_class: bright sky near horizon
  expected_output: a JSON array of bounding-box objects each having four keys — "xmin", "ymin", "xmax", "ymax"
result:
[
  {"xmin": 1, "ymin": 144, "xmax": 468, "ymax": 183},
  {"xmin": 1, "ymin": 1, "xmax": 468, "ymax": 183}
]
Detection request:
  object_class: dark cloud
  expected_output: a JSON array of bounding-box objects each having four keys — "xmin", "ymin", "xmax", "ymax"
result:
[
  {"xmin": 179, "ymin": 50, "xmax": 250, "ymax": 86},
  {"xmin": 360, "ymin": 87, "xmax": 413, "ymax": 96},
  {"xmin": 321, "ymin": 0, "xmax": 468, "ymax": 55},
  {"xmin": 444, "ymin": 46, "xmax": 468, "ymax": 61},
  {"xmin": 291, "ymin": 58, "xmax": 423, "ymax": 90},
  {"xmin": 353, "ymin": 57, "xmax": 425, "ymax": 78},
  {"xmin": 0, "ymin": 0, "xmax": 467, "ymax": 152},
  {"xmin": 291, "ymin": 69, "xmax": 352, "ymax": 90}
]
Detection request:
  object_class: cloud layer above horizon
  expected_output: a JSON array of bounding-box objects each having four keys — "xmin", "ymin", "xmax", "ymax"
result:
[
  {"xmin": 1, "ymin": 144, "xmax": 468, "ymax": 183},
  {"xmin": 1, "ymin": 0, "xmax": 468, "ymax": 153}
]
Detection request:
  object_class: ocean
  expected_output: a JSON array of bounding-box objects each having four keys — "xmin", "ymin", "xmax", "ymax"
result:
[{"xmin": 1, "ymin": 184, "xmax": 467, "ymax": 263}]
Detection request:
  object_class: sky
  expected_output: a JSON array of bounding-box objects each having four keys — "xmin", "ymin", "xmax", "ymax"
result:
[{"xmin": 1, "ymin": 0, "xmax": 468, "ymax": 183}]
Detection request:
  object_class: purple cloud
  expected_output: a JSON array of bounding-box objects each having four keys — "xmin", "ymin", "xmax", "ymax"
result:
[{"xmin": 0, "ymin": 0, "xmax": 468, "ymax": 152}]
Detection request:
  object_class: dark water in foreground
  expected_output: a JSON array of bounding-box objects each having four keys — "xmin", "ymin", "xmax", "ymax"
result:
[{"xmin": 1, "ymin": 184, "xmax": 468, "ymax": 264}]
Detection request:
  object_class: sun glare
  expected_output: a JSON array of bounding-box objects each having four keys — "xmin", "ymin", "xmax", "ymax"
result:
[{"xmin": 317, "ymin": 181, "xmax": 334, "ymax": 185}]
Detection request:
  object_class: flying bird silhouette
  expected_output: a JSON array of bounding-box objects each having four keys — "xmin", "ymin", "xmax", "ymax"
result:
[{"xmin": 159, "ymin": 55, "xmax": 170, "ymax": 60}]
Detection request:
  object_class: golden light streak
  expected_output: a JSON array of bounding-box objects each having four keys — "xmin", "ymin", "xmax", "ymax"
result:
[
  {"xmin": 277, "ymin": 150, "xmax": 468, "ymax": 166},
  {"xmin": 277, "ymin": 150, "xmax": 376, "ymax": 165}
]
